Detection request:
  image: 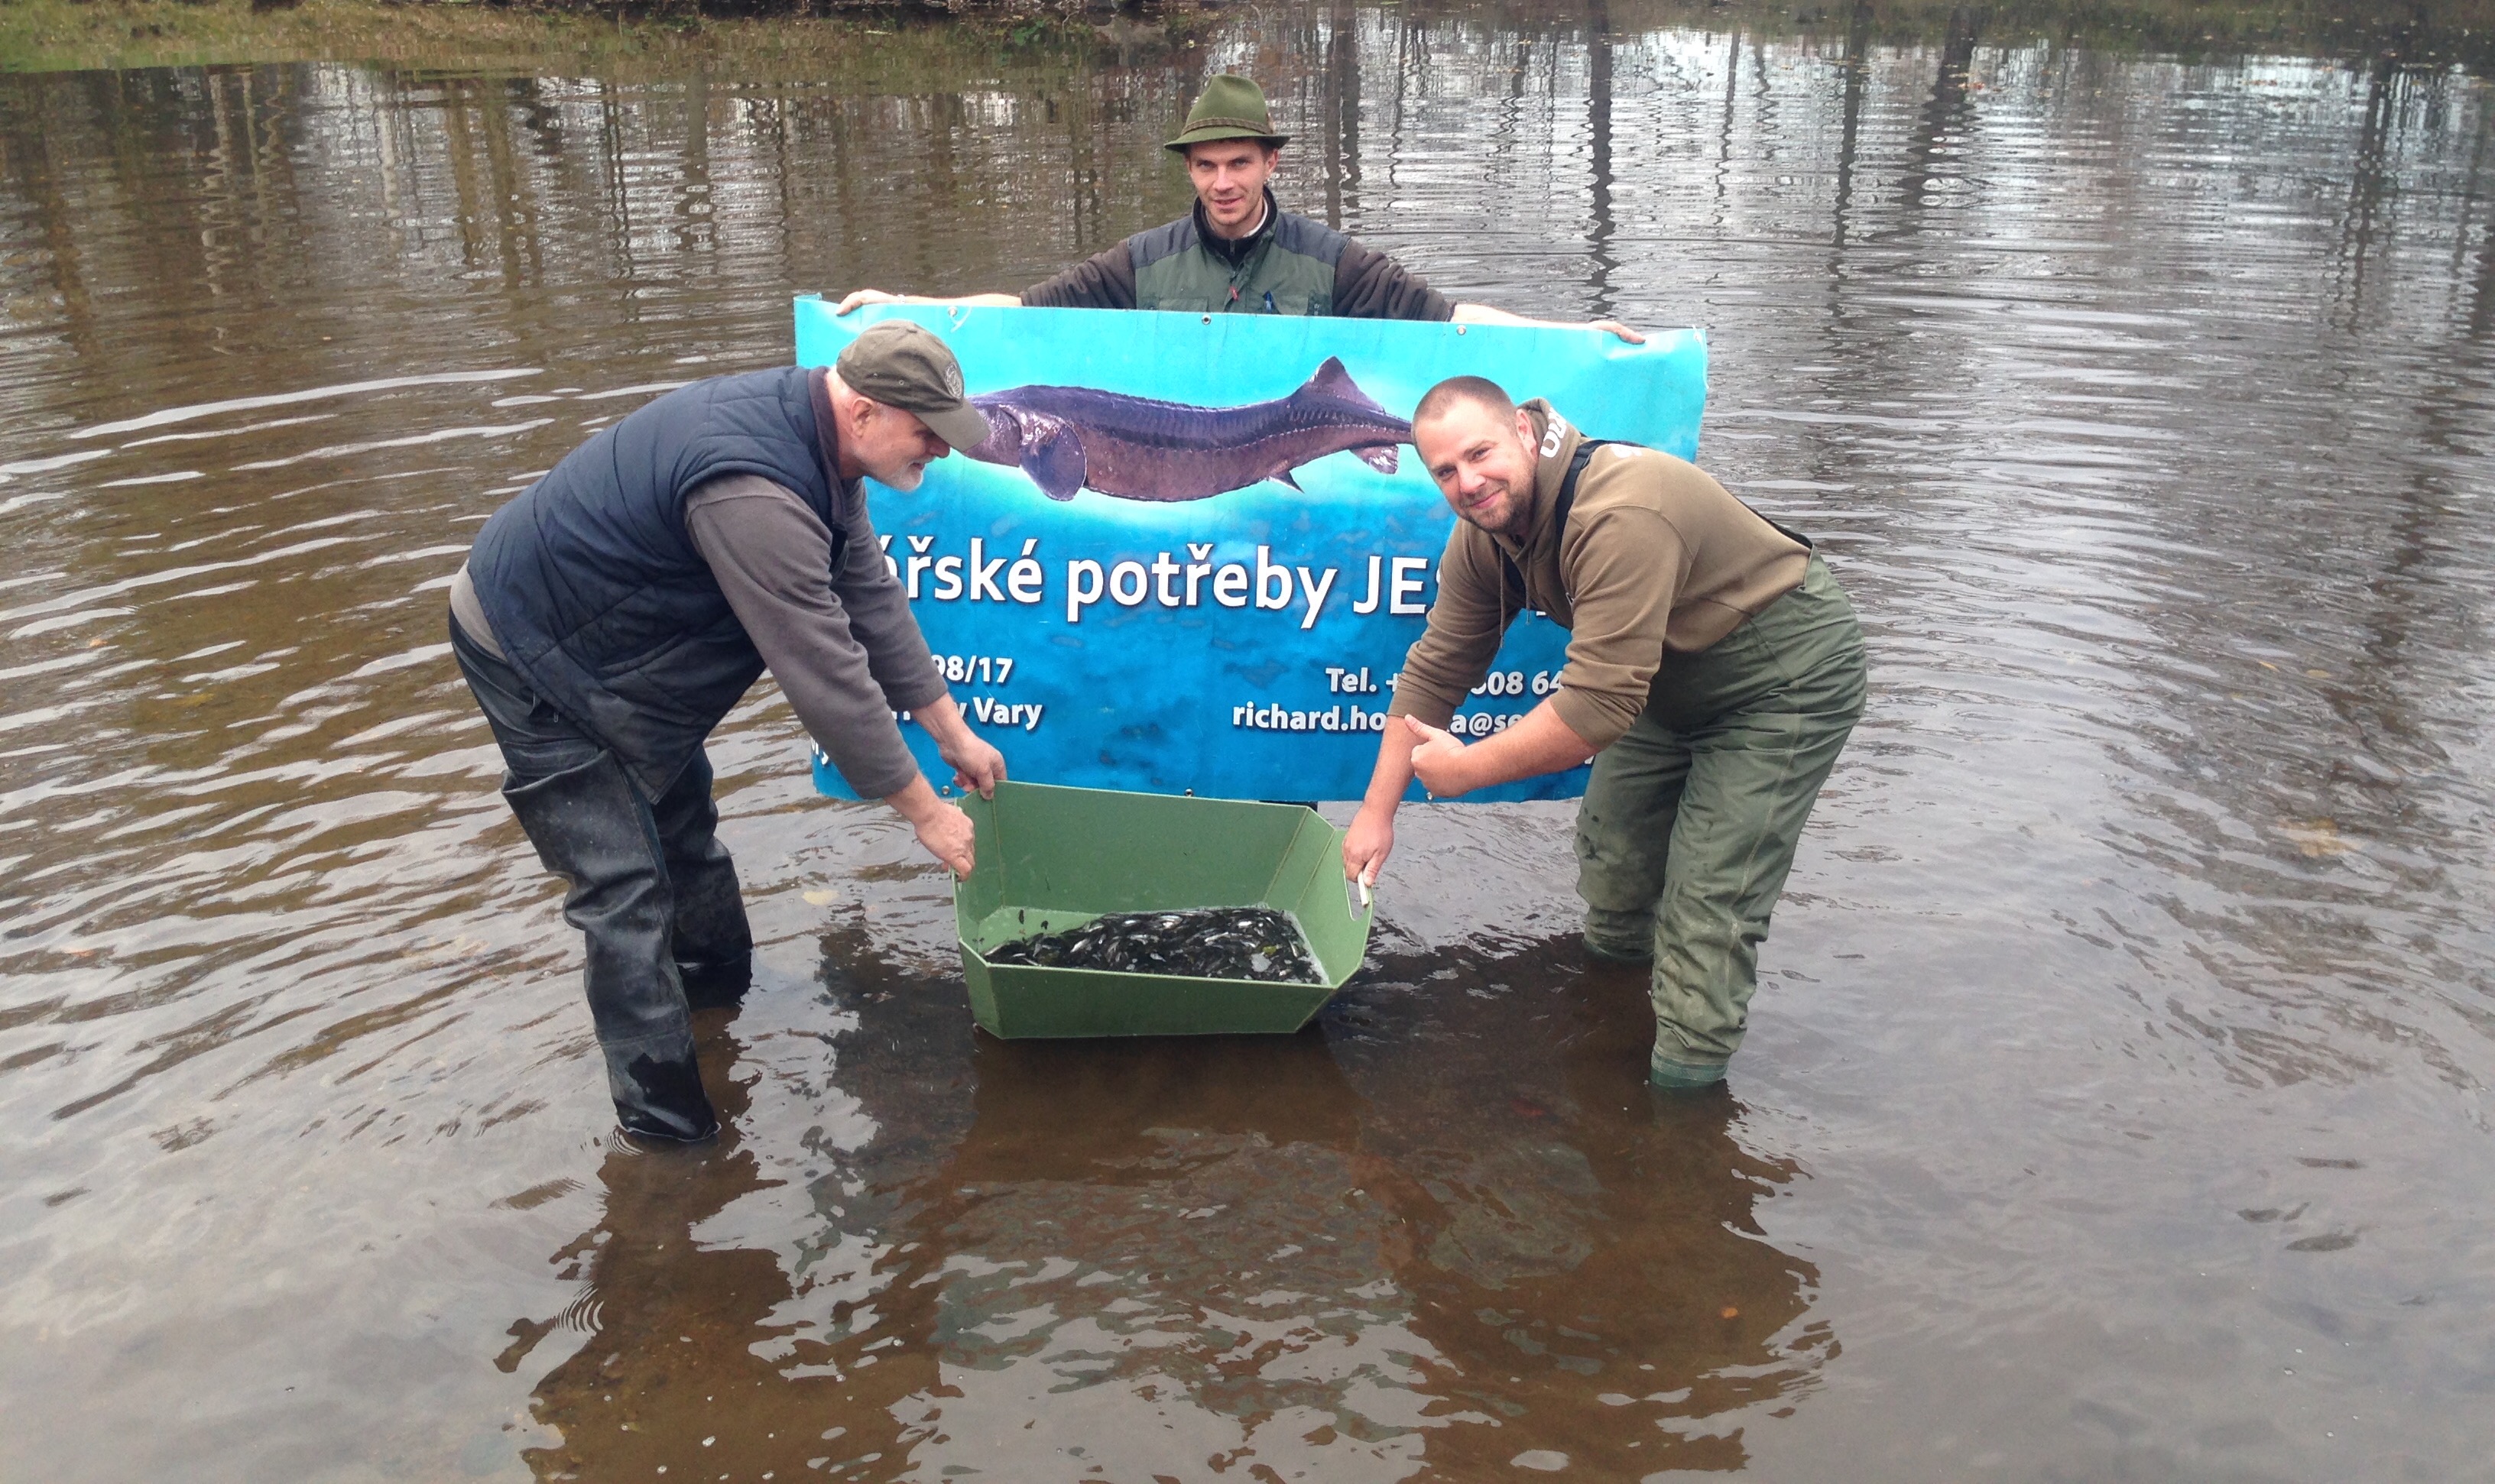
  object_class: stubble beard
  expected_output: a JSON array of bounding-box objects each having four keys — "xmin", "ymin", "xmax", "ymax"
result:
[{"xmin": 1457, "ymin": 481, "xmax": 1532, "ymax": 542}]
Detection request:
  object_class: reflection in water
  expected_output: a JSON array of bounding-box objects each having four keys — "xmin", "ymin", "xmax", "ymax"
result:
[
  {"xmin": 3, "ymin": 4, "xmax": 2494, "ymax": 1479},
  {"xmin": 1335, "ymin": 950, "xmax": 1819, "ymax": 1478},
  {"xmin": 526, "ymin": 929, "xmax": 1815, "ymax": 1479}
]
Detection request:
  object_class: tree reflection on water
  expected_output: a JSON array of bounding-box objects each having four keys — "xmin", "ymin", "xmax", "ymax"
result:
[{"xmin": 5, "ymin": 3, "xmax": 2494, "ymax": 1479}]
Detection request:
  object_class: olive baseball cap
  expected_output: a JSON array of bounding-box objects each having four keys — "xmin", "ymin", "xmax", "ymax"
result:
[
  {"xmin": 1165, "ymin": 73, "xmax": 1290, "ymax": 153},
  {"xmin": 834, "ymin": 320, "xmax": 990, "ymax": 451}
]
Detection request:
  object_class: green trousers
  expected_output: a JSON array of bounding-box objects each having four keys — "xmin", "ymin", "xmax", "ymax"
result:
[{"xmin": 1572, "ymin": 556, "xmax": 1867, "ymax": 1086}]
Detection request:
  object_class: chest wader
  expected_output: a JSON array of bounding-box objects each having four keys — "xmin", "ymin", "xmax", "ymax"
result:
[
  {"xmin": 1542, "ymin": 445, "xmax": 1868, "ymax": 1090},
  {"xmin": 453, "ymin": 620, "xmax": 753, "ymax": 1142}
]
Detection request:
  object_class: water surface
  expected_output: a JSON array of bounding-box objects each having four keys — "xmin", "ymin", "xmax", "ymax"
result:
[{"xmin": 3, "ymin": 5, "xmax": 2493, "ymax": 1479}]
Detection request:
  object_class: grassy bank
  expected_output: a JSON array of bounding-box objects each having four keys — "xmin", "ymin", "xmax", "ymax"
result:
[
  {"xmin": 8, "ymin": 0, "xmax": 612, "ymax": 73},
  {"xmin": 5, "ymin": 0, "xmax": 2489, "ymax": 75},
  {"xmin": 0, "ymin": 0, "xmax": 1147, "ymax": 75}
]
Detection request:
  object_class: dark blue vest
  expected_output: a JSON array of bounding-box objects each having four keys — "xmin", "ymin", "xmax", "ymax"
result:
[{"xmin": 468, "ymin": 366, "xmax": 842, "ymax": 795}]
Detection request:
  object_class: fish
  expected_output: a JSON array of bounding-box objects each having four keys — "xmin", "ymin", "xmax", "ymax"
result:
[
  {"xmin": 963, "ymin": 357, "xmax": 1410, "ymax": 503},
  {"xmin": 985, "ymin": 906, "xmax": 1324, "ymax": 984}
]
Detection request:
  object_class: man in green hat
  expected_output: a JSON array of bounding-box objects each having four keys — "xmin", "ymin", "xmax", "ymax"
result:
[{"xmin": 836, "ymin": 74, "xmax": 1639, "ymax": 336}]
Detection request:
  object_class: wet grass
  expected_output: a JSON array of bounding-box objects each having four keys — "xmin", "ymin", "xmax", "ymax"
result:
[
  {"xmin": 0, "ymin": 0, "xmax": 1140, "ymax": 76},
  {"xmin": 6, "ymin": 0, "xmax": 2491, "ymax": 81},
  {"xmin": 5, "ymin": 0, "xmax": 618, "ymax": 73}
]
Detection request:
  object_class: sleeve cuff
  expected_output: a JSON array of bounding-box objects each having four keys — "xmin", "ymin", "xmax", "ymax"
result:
[
  {"xmin": 886, "ymin": 670, "xmax": 951, "ymax": 714},
  {"xmin": 823, "ymin": 732, "xmax": 923, "ymax": 802},
  {"xmin": 1385, "ymin": 685, "xmax": 1458, "ymax": 728},
  {"xmin": 1550, "ymin": 686, "xmax": 1635, "ymax": 753}
]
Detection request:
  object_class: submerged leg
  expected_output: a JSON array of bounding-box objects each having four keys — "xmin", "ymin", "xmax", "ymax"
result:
[
  {"xmin": 453, "ymin": 622, "xmax": 718, "ymax": 1142},
  {"xmin": 1645, "ymin": 566, "xmax": 1865, "ymax": 1088},
  {"xmin": 498, "ymin": 753, "xmax": 719, "ymax": 1142}
]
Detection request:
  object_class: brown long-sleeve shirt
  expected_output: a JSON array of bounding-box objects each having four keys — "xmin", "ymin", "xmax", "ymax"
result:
[{"xmin": 1387, "ymin": 401, "xmax": 1811, "ymax": 750}]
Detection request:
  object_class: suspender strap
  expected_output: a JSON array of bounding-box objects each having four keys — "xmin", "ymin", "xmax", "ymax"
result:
[
  {"xmin": 1499, "ymin": 438, "xmax": 1813, "ymax": 604},
  {"xmin": 1498, "ymin": 439, "xmax": 1614, "ymax": 601},
  {"xmin": 1553, "ymin": 437, "xmax": 1609, "ymax": 545}
]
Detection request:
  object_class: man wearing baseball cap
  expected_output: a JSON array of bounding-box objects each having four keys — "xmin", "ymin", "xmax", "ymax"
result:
[
  {"xmin": 446, "ymin": 320, "xmax": 1004, "ymax": 1143},
  {"xmin": 836, "ymin": 74, "xmax": 1639, "ymax": 339}
]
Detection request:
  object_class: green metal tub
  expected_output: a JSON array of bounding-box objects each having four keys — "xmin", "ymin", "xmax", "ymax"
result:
[{"xmin": 952, "ymin": 780, "xmax": 1372, "ymax": 1038}]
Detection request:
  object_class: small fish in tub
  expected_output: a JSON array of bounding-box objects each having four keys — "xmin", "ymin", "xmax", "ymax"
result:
[{"xmin": 985, "ymin": 906, "xmax": 1323, "ymax": 985}]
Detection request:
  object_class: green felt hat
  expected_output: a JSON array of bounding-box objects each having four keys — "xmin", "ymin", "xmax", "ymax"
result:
[{"xmin": 1164, "ymin": 74, "xmax": 1290, "ymax": 153}]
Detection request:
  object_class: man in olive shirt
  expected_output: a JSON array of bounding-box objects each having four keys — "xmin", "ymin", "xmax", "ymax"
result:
[
  {"xmin": 835, "ymin": 74, "xmax": 1640, "ymax": 339},
  {"xmin": 451, "ymin": 322, "xmax": 1006, "ymax": 1142},
  {"xmin": 1342, "ymin": 377, "xmax": 1867, "ymax": 1090}
]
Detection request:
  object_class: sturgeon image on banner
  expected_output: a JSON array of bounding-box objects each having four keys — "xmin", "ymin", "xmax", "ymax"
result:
[{"xmin": 796, "ymin": 299, "xmax": 1708, "ymax": 804}]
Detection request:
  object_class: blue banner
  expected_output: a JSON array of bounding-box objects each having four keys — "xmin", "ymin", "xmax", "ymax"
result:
[{"xmin": 797, "ymin": 300, "xmax": 1706, "ymax": 803}]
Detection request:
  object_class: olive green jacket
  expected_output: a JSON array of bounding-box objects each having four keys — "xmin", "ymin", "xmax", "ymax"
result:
[
  {"xmin": 1128, "ymin": 200, "xmax": 1338, "ymax": 313},
  {"xmin": 1020, "ymin": 191, "xmax": 1453, "ymax": 319}
]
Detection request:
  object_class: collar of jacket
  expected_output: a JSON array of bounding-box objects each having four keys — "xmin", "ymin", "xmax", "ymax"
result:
[
  {"xmin": 1489, "ymin": 399, "xmax": 1583, "ymax": 575},
  {"xmin": 807, "ymin": 365, "xmax": 857, "ymax": 503},
  {"xmin": 1194, "ymin": 187, "xmax": 1280, "ymax": 268}
]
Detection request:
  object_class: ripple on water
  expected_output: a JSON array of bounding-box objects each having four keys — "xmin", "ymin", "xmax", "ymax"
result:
[{"xmin": 2, "ymin": 15, "xmax": 2493, "ymax": 1483}]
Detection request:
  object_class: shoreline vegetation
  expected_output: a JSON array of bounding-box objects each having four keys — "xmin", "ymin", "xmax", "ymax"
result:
[{"xmin": 5, "ymin": 0, "xmax": 2493, "ymax": 78}]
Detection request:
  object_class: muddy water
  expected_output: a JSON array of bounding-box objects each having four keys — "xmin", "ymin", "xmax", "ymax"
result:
[{"xmin": 4, "ymin": 5, "xmax": 2493, "ymax": 1479}]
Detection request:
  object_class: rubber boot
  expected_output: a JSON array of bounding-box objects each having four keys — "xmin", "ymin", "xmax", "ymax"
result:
[
  {"xmin": 1649, "ymin": 1048, "xmax": 1729, "ymax": 1092},
  {"xmin": 501, "ymin": 750, "xmax": 719, "ymax": 1142},
  {"xmin": 651, "ymin": 747, "xmax": 753, "ymax": 1010},
  {"xmin": 1583, "ymin": 932, "xmax": 1654, "ymax": 967}
]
